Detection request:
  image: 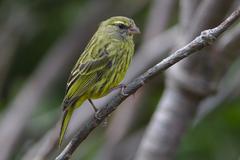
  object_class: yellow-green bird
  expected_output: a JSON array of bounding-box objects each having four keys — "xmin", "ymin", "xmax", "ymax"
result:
[{"xmin": 59, "ymin": 16, "xmax": 140, "ymax": 145}]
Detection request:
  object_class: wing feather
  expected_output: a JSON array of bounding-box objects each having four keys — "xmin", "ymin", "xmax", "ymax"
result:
[{"xmin": 63, "ymin": 50, "xmax": 112, "ymax": 110}]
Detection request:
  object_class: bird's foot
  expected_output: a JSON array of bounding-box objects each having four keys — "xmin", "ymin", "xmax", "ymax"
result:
[
  {"xmin": 120, "ymin": 85, "xmax": 128, "ymax": 96},
  {"xmin": 94, "ymin": 111, "xmax": 102, "ymax": 120},
  {"xmin": 88, "ymin": 99, "xmax": 98, "ymax": 112},
  {"xmin": 88, "ymin": 99, "xmax": 102, "ymax": 120},
  {"xmin": 110, "ymin": 84, "xmax": 128, "ymax": 96}
]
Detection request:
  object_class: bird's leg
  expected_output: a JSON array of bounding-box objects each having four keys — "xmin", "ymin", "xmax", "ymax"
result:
[
  {"xmin": 88, "ymin": 99, "xmax": 102, "ymax": 120},
  {"xmin": 88, "ymin": 99, "xmax": 98, "ymax": 112},
  {"xmin": 110, "ymin": 84, "xmax": 128, "ymax": 96},
  {"xmin": 88, "ymin": 99, "xmax": 107, "ymax": 121}
]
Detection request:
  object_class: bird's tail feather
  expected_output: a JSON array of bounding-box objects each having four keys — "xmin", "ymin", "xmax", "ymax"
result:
[{"xmin": 58, "ymin": 106, "xmax": 74, "ymax": 147}]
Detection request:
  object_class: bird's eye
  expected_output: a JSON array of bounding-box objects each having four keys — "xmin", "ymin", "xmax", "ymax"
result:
[{"xmin": 117, "ymin": 23, "xmax": 127, "ymax": 30}]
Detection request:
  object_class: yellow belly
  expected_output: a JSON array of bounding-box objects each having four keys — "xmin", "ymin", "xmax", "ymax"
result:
[{"xmin": 87, "ymin": 56, "xmax": 130, "ymax": 99}]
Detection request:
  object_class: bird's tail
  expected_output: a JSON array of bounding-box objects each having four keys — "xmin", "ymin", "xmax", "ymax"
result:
[{"xmin": 58, "ymin": 106, "xmax": 74, "ymax": 147}]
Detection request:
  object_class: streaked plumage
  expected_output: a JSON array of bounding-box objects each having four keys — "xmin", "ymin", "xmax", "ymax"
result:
[{"xmin": 59, "ymin": 16, "xmax": 140, "ymax": 145}]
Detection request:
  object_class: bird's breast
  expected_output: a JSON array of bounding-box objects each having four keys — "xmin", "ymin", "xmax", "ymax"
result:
[{"xmin": 87, "ymin": 39, "xmax": 134, "ymax": 99}]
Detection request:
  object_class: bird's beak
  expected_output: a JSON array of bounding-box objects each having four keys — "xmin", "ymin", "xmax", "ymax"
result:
[{"xmin": 129, "ymin": 25, "xmax": 141, "ymax": 34}]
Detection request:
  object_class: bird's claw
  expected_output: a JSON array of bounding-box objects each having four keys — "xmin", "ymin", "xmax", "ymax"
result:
[
  {"xmin": 110, "ymin": 84, "xmax": 128, "ymax": 96},
  {"xmin": 94, "ymin": 110, "xmax": 102, "ymax": 120},
  {"xmin": 118, "ymin": 84, "xmax": 128, "ymax": 96},
  {"xmin": 120, "ymin": 86, "xmax": 128, "ymax": 96}
]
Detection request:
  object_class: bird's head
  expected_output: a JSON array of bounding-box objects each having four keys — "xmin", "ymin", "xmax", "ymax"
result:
[{"xmin": 98, "ymin": 16, "xmax": 140, "ymax": 39}]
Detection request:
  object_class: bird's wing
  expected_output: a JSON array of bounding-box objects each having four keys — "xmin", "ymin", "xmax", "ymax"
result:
[{"xmin": 62, "ymin": 51, "xmax": 112, "ymax": 110}]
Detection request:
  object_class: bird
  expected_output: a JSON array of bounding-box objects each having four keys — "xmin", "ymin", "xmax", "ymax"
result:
[{"xmin": 59, "ymin": 16, "xmax": 140, "ymax": 146}]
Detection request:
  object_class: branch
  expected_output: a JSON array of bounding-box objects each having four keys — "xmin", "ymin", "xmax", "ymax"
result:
[
  {"xmin": 21, "ymin": 26, "xmax": 176, "ymax": 160},
  {"xmin": 168, "ymin": 0, "xmax": 235, "ymax": 97},
  {"xmin": 0, "ymin": 1, "xmax": 114, "ymax": 159},
  {"xmin": 194, "ymin": 58, "xmax": 240, "ymax": 124},
  {"xmin": 134, "ymin": 4, "xmax": 239, "ymax": 160},
  {"xmin": 99, "ymin": 29, "xmax": 178, "ymax": 159},
  {"xmin": 188, "ymin": 0, "xmax": 235, "ymax": 40},
  {"xmin": 189, "ymin": 5, "xmax": 240, "ymax": 121},
  {"xmin": 56, "ymin": 7, "xmax": 240, "ymax": 160},
  {"xmin": 21, "ymin": 1, "xmax": 151, "ymax": 159},
  {"xmin": 124, "ymin": 26, "xmax": 177, "ymax": 83},
  {"xmin": 100, "ymin": 0, "xmax": 178, "ymax": 156}
]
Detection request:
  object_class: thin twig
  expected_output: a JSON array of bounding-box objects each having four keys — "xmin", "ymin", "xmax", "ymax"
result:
[{"xmin": 56, "ymin": 7, "xmax": 240, "ymax": 160}]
